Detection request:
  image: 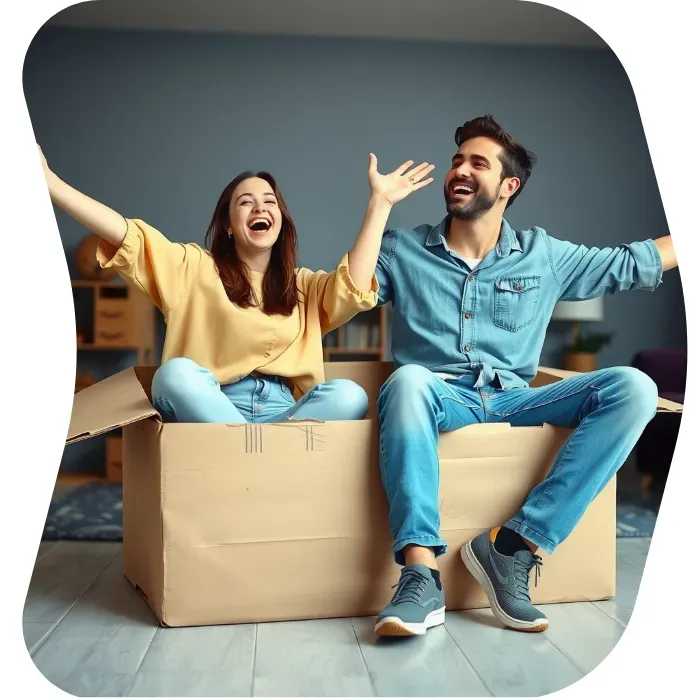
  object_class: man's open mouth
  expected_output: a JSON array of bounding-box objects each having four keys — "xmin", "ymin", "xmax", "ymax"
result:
[{"xmin": 451, "ymin": 182, "xmax": 476, "ymax": 196}]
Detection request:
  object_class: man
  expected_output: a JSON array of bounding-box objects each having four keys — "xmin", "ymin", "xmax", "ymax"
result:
[{"xmin": 370, "ymin": 115, "xmax": 677, "ymax": 637}]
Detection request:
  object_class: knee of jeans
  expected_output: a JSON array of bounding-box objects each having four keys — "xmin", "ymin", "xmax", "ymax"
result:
[
  {"xmin": 613, "ymin": 366, "xmax": 659, "ymax": 421},
  {"xmin": 152, "ymin": 357, "xmax": 201, "ymax": 402},
  {"xmin": 324, "ymin": 378, "xmax": 369, "ymax": 420},
  {"xmin": 378, "ymin": 364, "xmax": 434, "ymax": 405}
]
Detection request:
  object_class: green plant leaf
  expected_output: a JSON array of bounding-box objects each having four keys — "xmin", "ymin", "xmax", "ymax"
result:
[{"xmin": 564, "ymin": 331, "xmax": 614, "ymax": 354}]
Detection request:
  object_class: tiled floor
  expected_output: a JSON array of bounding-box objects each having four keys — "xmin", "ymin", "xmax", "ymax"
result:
[{"xmin": 23, "ymin": 537, "xmax": 649, "ymax": 697}]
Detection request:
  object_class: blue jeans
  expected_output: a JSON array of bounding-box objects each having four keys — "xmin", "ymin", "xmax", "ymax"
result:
[
  {"xmin": 151, "ymin": 357, "xmax": 369, "ymax": 423},
  {"xmin": 378, "ymin": 364, "xmax": 658, "ymax": 564}
]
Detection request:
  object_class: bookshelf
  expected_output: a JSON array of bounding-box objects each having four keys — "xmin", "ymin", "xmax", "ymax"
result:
[
  {"xmin": 323, "ymin": 305, "xmax": 388, "ymax": 362},
  {"xmin": 71, "ymin": 280, "xmax": 156, "ymax": 365}
]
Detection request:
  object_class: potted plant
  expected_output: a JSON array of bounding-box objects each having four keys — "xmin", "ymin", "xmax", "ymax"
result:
[{"xmin": 562, "ymin": 331, "xmax": 614, "ymax": 372}]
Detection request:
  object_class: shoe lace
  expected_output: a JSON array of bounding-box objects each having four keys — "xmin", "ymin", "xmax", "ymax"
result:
[
  {"xmin": 513, "ymin": 553, "xmax": 543, "ymax": 601},
  {"xmin": 390, "ymin": 569, "xmax": 429, "ymax": 606}
]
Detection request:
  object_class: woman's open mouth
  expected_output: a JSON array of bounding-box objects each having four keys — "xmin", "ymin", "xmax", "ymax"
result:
[{"xmin": 247, "ymin": 217, "xmax": 272, "ymax": 233}]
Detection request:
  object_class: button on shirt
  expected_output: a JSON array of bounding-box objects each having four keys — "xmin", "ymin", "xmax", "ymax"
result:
[{"xmin": 374, "ymin": 216, "xmax": 663, "ymax": 389}]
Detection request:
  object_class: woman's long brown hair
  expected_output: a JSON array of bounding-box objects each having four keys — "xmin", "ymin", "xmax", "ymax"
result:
[{"xmin": 204, "ymin": 171, "xmax": 299, "ymax": 316}]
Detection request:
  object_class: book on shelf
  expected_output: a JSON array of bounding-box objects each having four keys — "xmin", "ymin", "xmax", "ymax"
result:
[
  {"xmin": 344, "ymin": 322, "xmax": 375, "ymax": 349},
  {"xmin": 359, "ymin": 325, "xmax": 369, "ymax": 349},
  {"xmin": 330, "ymin": 311, "xmax": 384, "ymax": 351},
  {"xmin": 322, "ymin": 331, "xmax": 338, "ymax": 348}
]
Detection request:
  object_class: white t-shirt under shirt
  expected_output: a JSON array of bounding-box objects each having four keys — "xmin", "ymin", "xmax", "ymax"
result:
[{"xmin": 433, "ymin": 257, "xmax": 482, "ymax": 381}]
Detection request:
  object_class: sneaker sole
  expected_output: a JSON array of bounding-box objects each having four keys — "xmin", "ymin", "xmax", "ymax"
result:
[
  {"xmin": 461, "ymin": 542, "xmax": 549, "ymax": 633},
  {"xmin": 374, "ymin": 608, "xmax": 446, "ymax": 637}
]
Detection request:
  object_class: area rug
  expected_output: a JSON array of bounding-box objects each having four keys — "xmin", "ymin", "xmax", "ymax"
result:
[
  {"xmin": 43, "ymin": 483, "xmax": 123, "ymax": 541},
  {"xmin": 43, "ymin": 482, "xmax": 658, "ymax": 542}
]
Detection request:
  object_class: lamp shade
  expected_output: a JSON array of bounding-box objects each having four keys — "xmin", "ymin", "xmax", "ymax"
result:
[{"xmin": 551, "ymin": 297, "xmax": 604, "ymax": 322}]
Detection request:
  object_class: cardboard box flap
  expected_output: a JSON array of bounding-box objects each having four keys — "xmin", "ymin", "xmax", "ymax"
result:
[
  {"xmin": 66, "ymin": 367, "xmax": 159, "ymax": 445},
  {"xmin": 534, "ymin": 366, "xmax": 580, "ymax": 383},
  {"xmin": 535, "ymin": 366, "xmax": 683, "ymax": 413},
  {"xmin": 656, "ymin": 396, "xmax": 684, "ymax": 413}
]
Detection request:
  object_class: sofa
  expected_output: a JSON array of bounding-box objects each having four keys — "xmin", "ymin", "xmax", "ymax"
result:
[{"xmin": 631, "ymin": 347, "xmax": 686, "ymax": 491}]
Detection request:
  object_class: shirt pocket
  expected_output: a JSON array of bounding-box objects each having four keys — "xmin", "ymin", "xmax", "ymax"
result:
[{"xmin": 494, "ymin": 275, "xmax": 541, "ymax": 332}]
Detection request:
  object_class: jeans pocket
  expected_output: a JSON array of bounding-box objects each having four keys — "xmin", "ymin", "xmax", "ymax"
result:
[{"xmin": 494, "ymin": 275, "xmax": 541, "ymax": 332}]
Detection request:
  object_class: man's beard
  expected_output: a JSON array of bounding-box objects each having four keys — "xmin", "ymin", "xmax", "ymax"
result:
[{"xmin": 444, "ymin": 182, "xmax": 499, "ymax": 221}]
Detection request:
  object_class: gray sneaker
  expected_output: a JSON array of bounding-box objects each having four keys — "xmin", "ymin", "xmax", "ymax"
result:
[
  {"xmin": 461, "ymin": 529, "xmax": 548, "ymax": 632},
  {"xmin": 374, "ymin": 564, "xmax": 446, "ymax": 637}
]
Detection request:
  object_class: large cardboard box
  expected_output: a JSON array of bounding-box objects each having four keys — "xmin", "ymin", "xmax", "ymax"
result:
[{"xmin": 65, "ymin": 361, "xmax": 682, "ymax": 627}]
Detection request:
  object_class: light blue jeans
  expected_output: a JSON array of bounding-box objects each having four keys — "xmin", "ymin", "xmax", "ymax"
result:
[
  {"xmin": 377, "ymin": 364, "xmax": 658, "ymax": 564},
  {"xmin": 151, "ymin": 357, "xmax": 369, "ymax": 423}
]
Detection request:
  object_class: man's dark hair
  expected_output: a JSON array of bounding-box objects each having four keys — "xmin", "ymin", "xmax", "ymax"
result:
[{"xmin": 454, "ymin": 115, "xmax": 536, "ymax": 209}]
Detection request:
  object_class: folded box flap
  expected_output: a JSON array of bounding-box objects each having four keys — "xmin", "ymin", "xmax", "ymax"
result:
[
  {"xmin": 534, "ymin": 366, "xmax": 578, "ymax": 383},
  {"xmin": 66, "ymin": 367, "xmax": 159, "ymax": 445},
  {"xmin": 656, "ymin": 396, "xmax": 683, "ymax": 413}
]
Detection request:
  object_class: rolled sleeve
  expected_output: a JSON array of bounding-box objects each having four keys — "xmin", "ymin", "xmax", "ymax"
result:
[
  {"xmin": 336, "ymin": 252, "xmax": 380, "ymax": 307},
  {"xmin": 626, "ymin": 239, "xmax": 663, "ymax": 291},
  {"xmin": 94, "ymin": 217, "xmax": 205, "ymax": 313},
  {"xmin": 547, "ymin": 232, "xmax": 664, "ymax": 300},
  {"xmin": 303, "ymin": 253, "xmax": 379, "ymax": 335},
  {"xmin": 96, "ymin": 218, "xmax": 140, "ymax": 272}
]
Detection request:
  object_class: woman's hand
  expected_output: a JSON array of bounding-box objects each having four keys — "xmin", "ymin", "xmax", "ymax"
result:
[
  {"xmin": 368, "ymin": 153, "xmax": 435, "ymax": 206},
  {"xmin": 348, "ymin": 154, "xmax": 434, "ymax": 291}
]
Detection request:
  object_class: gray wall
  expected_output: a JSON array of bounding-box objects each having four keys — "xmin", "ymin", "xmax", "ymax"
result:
[{"xmin": 23, "ymin": 27, "xmax": 685, "ymax": 469}]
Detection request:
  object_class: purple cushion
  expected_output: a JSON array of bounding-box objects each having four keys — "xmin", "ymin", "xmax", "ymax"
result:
[
  {"xmin": 631, "ymin": 348, "xmax": 687, "ymax": 394},
  {"xmin": 659, "ymin": 391, "xmax": 684, "ymax": 405}
]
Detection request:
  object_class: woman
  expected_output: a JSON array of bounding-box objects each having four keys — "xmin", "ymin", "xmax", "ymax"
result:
[{"xmin": 39, "ymin": 147, "xmax": 434, "ymax": 423}]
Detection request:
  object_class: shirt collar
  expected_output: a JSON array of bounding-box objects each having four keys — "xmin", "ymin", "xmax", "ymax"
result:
[
  {"xmin": 426, "ymin": 216, "xmax": 523, "ymax": 256},
  {"xmin": 425, "ymin": 217, "xmax": 449, "ymax": 248},
  {"xmin": 496, "ymin": 218, "xmax": 523, "ymax": 256}
]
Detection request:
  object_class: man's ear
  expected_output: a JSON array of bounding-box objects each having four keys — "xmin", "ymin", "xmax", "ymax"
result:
[{"xmin": 501, "ymin": 176, "xmax": 521, "ymax": 200}]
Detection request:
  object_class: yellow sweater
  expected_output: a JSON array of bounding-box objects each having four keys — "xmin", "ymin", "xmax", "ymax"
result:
[{"xmin": 97, "ymin": 218, "xmax": 379, "ymax": 397}]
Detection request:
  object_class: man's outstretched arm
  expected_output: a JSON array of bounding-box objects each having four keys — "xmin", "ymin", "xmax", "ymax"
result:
[{"xmin": 546, "ymin": 230, "xmax": 675, "ymax": 301}]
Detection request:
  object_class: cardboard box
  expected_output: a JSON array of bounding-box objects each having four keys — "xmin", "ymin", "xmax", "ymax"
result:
[{"xmin": 65, "ymin": 361, "xmax": 682, "ymax": 627}]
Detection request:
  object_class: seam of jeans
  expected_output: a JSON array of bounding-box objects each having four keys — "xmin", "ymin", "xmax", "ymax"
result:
[
  {"xmin": 477, "ymin": 386, "xmax": 490, "ymax": 397},
  {"xmin": 437, "ymin": 394, "xmax": 481, "ymax": 411},
  {"xmin": 434, "ymin": 447, "xmax": 441, "ymax": 533},
  {"xmin": 583, "ymin": 384, "xmax": 603, "ymax": 421},
  {"xmin": 520, "ymin": 388, "xmax": 601, "ymax": 532},
  {"xmin": 379, "ymin": 421, "xmax": 389, "ymax": 504},
  {"xmin": 284, "ymin": 385, "xmax": 319, "ymax": 420},
  {"xmin": 251, "ymin": 378, "xmax": 261, "ymax": 419},
  {"xmin": 483, "ymin": 383, "xmax": 599, "ymax": 418}
]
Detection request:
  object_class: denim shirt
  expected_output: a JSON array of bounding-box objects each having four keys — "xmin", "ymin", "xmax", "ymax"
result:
[{"xmin": 374, "ymin": 216, "xmax": 663, "ymax": 389}]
